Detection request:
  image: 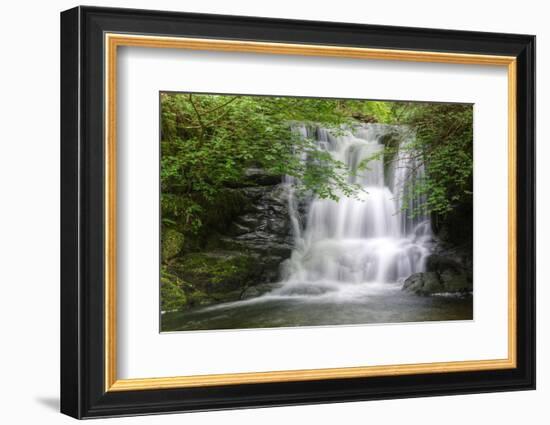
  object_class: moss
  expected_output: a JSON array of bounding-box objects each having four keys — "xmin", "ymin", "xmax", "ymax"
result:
[
  {"xmin": 160, "ymin": 269, "xmax": 188, "ymax": 312},
  {"xmin": 187, "ymin": 290, "xmax": 211, "ymax": 307},
  {"xmin": 164, "ymin": 189, "xmax": 249, "ymax": 254},
  {"xmin": 161, "ymin": 229, "xmax": 184, "ymax": 262},
  {"xmin": 160, "ymin": 250, "xmax": 261, "ymax": 311},
  {"xmin": 177, "ymin": 252, "xmax": 257, "ymax": 287}
]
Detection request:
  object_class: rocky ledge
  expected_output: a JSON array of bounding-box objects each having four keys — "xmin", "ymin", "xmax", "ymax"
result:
[
  {"xmin": 161, "ymin": 167, "xmax": 295, "ymax": 311},
  {"xmin": 402, "ymin": 254, "xmax": 473, "ymax": 296}
]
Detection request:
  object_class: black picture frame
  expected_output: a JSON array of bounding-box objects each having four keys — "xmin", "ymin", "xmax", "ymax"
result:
[{"xmin": 61, "ymin": 5, "xmax": 535, "ymax": 419}]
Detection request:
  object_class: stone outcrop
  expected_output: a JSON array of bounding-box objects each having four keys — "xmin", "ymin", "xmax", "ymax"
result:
[
  {"xmin": 163, "ymin": 167, "xmax": 294, "ymax": 310},
  {"xmin": 402, "ymin": 253, "xmax": 472, "ymax": 296},
  {"xmin": 220, "ymin": 183, "xmax": 294, "ymax": 283}
]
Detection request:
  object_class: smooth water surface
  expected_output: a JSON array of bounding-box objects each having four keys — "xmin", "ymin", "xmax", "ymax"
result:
[{"xmin": 162, "ymin": 283, "xmax": 472, "ymax": 332}]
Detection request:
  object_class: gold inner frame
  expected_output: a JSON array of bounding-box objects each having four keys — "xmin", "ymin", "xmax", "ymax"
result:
[{"xmin": 104, "ymin": 33, "xmax": 517, "ymax": 392}]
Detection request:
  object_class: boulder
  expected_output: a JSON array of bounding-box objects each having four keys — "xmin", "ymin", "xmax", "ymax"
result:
[
  {"xmin": 402, "ymin": 267, "xmax": 472, "ymax": 296},
  {"xmin": 160, "ymin": 271, "xmax": 188, "ymax": 312},
  {"xmin": 402, "ymin": 272, "xmax": 442, "ymax": 295},
  {"xmin": 425, "ymin": 253, "xmax": 473, "ymax": 293},
  {"xmin": 161, "ymin": 229, "xmax": 184, "ymax": 262}
]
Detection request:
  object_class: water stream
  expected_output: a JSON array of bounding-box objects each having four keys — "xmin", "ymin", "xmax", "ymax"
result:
[{"xmin": 277, "ymin": 124, "xmax": 431, "ymax": 297}]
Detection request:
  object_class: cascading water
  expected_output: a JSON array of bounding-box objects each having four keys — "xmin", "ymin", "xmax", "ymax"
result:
[{"xmin": 276, "ymin": 123, "xmax": 433, "ymax": 298}]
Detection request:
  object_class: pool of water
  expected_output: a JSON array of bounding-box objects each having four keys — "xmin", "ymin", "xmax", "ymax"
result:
[{"xmin": 161, "ymin": 282, "xmax": 473, "ymax": 332}]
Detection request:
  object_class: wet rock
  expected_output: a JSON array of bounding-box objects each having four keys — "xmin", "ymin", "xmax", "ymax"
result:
[
  {"xmin": 403, "ymin": 267, "xmax": 472, "ymax": 296},
  {"xmin": 402, "ymin": 272, "xmax": 442, "ymax": 295},
  {"xmin": 218, "ymin": 180, "xmax": 295, "ymax": 283},
  {"xmin": 426, "ymin": 254, "xmax": 463, "ymax": 274},
  {"xmin": 439, "ymin": 269, "xmax": 472, "ymax": 293},
  {"xmin": 425, "ymin": 253, "xmax": 473, "ymax": 293},
  {"xmin": 226, "ymin": 222, "xmax": 252, "ymax": 237}
]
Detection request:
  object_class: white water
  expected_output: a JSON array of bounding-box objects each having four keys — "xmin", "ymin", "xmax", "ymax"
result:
[{"xmin": 276, "ymin": 123, "xmax": 432, "ymax": 298}]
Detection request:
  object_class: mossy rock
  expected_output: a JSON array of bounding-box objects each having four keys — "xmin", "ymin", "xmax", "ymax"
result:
[
  {"xmin": 173, "ymin": 251, "xmax": 260, "ymax": 293},
  {"xmin": 160, "ymin": 270, "xmax": 188, "ymax": 312},
  {"xmin": 402, "ymin": 270, "xmax": 472, "ymax": 296},
  {"xmin": 162, "ymin": 229, "xmax": 184, "ymax": 262},
  {"xmin": 187, "ymin": 289, "xmax": 212, "ymax": 307}
]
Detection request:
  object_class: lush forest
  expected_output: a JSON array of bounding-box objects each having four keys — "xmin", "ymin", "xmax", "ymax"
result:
[{"xmin": 160, "ymin": 93, "xmax": 473, "ymax": 314}]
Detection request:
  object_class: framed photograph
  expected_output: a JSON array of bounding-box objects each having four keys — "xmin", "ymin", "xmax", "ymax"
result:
[{"xmin": 60, "ymin": 6, "xmax": 535, "ymax": 419}]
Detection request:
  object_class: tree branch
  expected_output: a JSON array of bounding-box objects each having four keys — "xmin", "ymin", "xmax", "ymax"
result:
[
  {"xmin": 202, "ymin": 96, "xmax": 239, "ymax": 115},
  {"xmin": 187, "ymin": 94, "xmax": 205, "ymax": 139}
]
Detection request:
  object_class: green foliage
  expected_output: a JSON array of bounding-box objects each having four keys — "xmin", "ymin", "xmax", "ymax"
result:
[
  {"xmin": 340, "ymin": 100, "xmax": 396, "ymax": 123},
  {"xmin": 356, "ymin": 102, "xmax": 473, "ymax": 217},
  {"xmin": 161, "ymin": 93, "xmax": 363, "ymax": 234},
  {"xmin": 161, "ymin": 93, "xmax": 473, "ymax": 235},
  {"xmin": 397, "ymin": 103, "xmax": 473, "ymax": 216}
]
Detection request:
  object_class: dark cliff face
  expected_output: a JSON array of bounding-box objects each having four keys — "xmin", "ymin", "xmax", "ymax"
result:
[
  {"xmin": 403, "ymin": 201, "xmax": 473, "ymax": 296},
  {"xmin": 220, "ymin": 183, "xmax": 294, "ymax": 281},
  {"xmin": 432, "ymin": 201, "xmax": 473, "ymax": 252},
  {"xmin": 431, "ymin": 200, "xmax": 473, "ymax": 275},
  {"xmin": 219, "ymin": 167, "xmax": 295, "ymax": 283},
  {"xmin": 162, "ymin": 168, "xmax": 294, "ymax": 310}
]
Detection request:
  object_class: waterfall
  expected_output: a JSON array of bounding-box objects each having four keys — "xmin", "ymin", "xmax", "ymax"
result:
[{"xmin": 277, "ymin": 123, "xmax": 432, "ymax": 296}]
